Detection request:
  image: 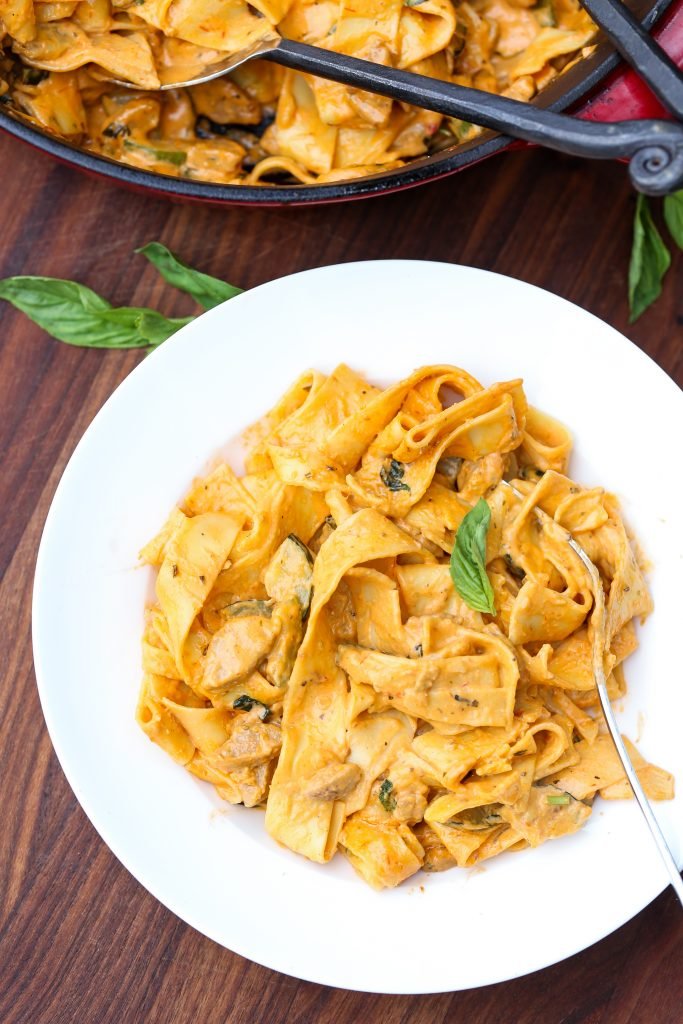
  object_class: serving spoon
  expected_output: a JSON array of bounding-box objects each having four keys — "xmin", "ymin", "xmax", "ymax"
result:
[
  {"xmin": 105, "ymin": 0, "xmax": 683, "ymax": 195},
  {"xmin": 502, "ymin": 481, "xmax": 683, "ymax": 909}
]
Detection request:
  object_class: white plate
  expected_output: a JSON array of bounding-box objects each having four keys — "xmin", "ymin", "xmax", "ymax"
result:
[{"xmin": 33, "ymin": 261, "xmax": 683, "ymax": 994}]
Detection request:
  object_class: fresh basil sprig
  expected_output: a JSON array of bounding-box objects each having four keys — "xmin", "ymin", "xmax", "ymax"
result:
[
  {"xmin": 0, "ymin": 276, "xmax": 193, "ymax": 348},
  {"xmin": 449, "ymin": 498, "xmax": 496, "ymax": 614},
  {"xmin": 136, "ymin": 242, "xmax": 243, "ymax": 310},
  {"xmin": 628, "ymin": 194, "xmax": 671, "ymax": 323},
  {"xmin": 0, "ymin": 242, "xmax": 241, "ymax": 349},
  {"xmin": 628, "ymin": 190, "xmax": 682, "ymax": 323},
  {"xmin": 663, "ymin": 191, "xmax": 683, "ymax": 250}
]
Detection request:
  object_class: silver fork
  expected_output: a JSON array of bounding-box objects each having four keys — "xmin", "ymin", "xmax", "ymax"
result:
[{"xmin": 503, "ymin": 480, "xmax": 683, "ymax": 908}]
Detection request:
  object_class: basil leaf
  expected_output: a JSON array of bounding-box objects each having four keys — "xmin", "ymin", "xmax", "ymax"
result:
[
  {"xmin": 378, "ymin": 779, "xmax": 397, "ymax": 812},
  {"xmin": 136, "ymin": 242, "xmax": 243, "ymax": 310},
  {"xmin": 123, "ymin": 139, "xmax": 186, "ymax": 166},
  {"xmin": 663, "ymin": 190, "xmax": 683, "ymax": 250},
  {"xmin": 233, "ymin": 694, "xmax": 270, "ymax": 720},
  {"xmin": 449, "ymin": 498, "xmax": 496, "ymax": 614},
  {"xmin": 379, "ymin": 458, "xmax": 410, "ymax": 492},
  {"xmin": 0, "ymin": 276, "xmax": 192, "ymax": 348},
  {"xmin": 628, "ymin": 194, "xmax": 671, "ymax": 323}
]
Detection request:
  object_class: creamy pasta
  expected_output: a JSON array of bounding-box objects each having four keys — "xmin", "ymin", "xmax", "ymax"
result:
[
  {"xmin": 136, "ymin": 363, "xmax": 673, "ymax": 888},
  {"xmin": 0, "ymin": 0, "xmax": 597, "ymax": 185}
]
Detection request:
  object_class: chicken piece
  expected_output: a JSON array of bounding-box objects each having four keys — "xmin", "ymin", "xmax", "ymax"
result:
[
  {"xmin": 202, "ymin": 606, "xmax": 279, "ymax": 693},
  {"xmin": 302, "ymin": 762, "xmax": 362, "ymax": 801},
  {"xmin": 413, "ymin": 822, "xmax": 457, "ymax": 872},
  {"xmin": 212, "ymin": 711, "xmax": 282, "ymax": 771},
  {"xmin": 499, "ymin": 783, "xmax": 591, "ymax": 846},
  {"xmin": 190, "ymin": 77, "xmax": 261, "ymax": 125},
  {"xmin": 216, "ymin": 760, "xmax": 274, "ymax": 808},
  {"xmin": 457, "ymin": 453, "xmax": 506, "ymax": 503}
]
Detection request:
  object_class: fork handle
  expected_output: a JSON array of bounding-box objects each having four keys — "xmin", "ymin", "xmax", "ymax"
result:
[
  {"xmin": 266, "ymin": 38, "xmax": 683, "ymax": 195},
  {"xmin": 580, "ymin": 0, "xmax": 683, "ymax": 121}
]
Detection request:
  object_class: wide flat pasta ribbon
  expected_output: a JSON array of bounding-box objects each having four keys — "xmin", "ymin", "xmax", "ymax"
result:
[
  {"xmin": 265, "ymin": 507, "xmax": 420, "ymax": 861},
  {"xmin": 155, "ymin": 510, "xmax": 245, "ymax": 676}
]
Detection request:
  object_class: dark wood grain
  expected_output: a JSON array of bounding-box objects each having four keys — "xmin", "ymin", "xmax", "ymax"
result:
[{"xmin": 0, "ymin": 132, "xmax": 681, "ymax": 1024}]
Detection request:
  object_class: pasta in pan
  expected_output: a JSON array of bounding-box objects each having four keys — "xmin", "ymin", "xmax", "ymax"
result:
[
  {"xmin": 136, "ymin": 363, "xmax": 673, "ymax": 888},
  {"xmin": 0, "ymin": 0, "xmax": 597, "ymax": 185}
]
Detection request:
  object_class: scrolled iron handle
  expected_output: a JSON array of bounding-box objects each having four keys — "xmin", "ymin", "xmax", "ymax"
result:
[{"xmin": 266, "ymin": 39, "xmax": 683, "ymax": 196}]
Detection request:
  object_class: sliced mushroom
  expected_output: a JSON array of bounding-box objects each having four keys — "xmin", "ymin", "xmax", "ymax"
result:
[
  {"xmin": 264, "ymin": 596, "xmax": 305, "ymax": 687},
  {"xmin": 264, "ymin": 534, "xmax": 314, "ymax": 614}
]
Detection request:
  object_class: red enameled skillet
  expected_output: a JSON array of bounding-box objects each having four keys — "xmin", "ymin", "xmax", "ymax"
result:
[{"xmin": 1, "ymin": 0, "xmax": 681, "ymax": 206}]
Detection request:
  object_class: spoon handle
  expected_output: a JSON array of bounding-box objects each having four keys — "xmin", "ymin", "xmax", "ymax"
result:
[
  {"xmin": 266, "ymin": 39, "xmax": 683, "ymax": 195},
  {"xmin": 580, "ymin": 0, "xmax": 683, "ymax": 120}
]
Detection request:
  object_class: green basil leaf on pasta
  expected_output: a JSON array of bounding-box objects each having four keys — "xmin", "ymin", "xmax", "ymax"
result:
[
  {"xmin": 123, "ymin": 139, "xmax": 187, "ymax": 167},
  {"xmin": 137, "ymin": 242, "xmax": 243, "ymax": 309},
  {"xmin": 449, "ymin": 497, "xmax": 496, "ymax": 614},
  {"xmin": 663, "ymin": 190, "xmax": 683, "ymax": 250},
  {"xmin": 379, "ymin": 458, "xmax": 411, "ymax": 492},
  {"xmin": 628, "ymin": 194, "xmax": 671, "ymax": 323},
  {"xmin": 378, "ymin": 779, "xmax": 397, "ymax": 812},
  {"xmin": 233, "ymin": 694, "xmax": 270, "ymax": 721},
  {"xmin": 0, "ymin": 276, "xmax": 193, "ymax": 348}
]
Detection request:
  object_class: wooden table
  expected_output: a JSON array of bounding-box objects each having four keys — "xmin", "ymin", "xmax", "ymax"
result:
[{"xmin": 1, "ymin": 132, "xmax": 681, "ymax": 1024}]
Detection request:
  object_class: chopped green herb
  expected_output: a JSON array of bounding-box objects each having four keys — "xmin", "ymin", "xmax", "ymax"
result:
[
  {"xmin": 380, "ymin": 458, "xmax": 411, "ymax": 492},
  {"xmin": 123, "ymin": 139, "xmax": 187, "ymax": 166},
  {"xmin": 449, "ymin": 498, "xmax": 496, "ymax": 614},
  {"xmin": 547, "ymin": 794, "xmax": 571, "ymax": 805},
  {"xmin": 378, "ymin": 778, "xmax": 397, "ymax": 812},
  {"xmin": 233, "ymin": 694, "xmax": 270, "ymax": 720},
  {"xmin": 404, "ymin": 0, "xmax": 428, "ymax": 6}
]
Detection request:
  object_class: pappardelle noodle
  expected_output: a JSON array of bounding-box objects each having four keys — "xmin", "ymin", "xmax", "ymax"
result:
[
  {"xmin": 136, "ymin": 363, "xmax": 673, "ymax": 889},
  {"xmin": 0, "ymin": 0, "xmax": 597, "ymax": 186}
]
